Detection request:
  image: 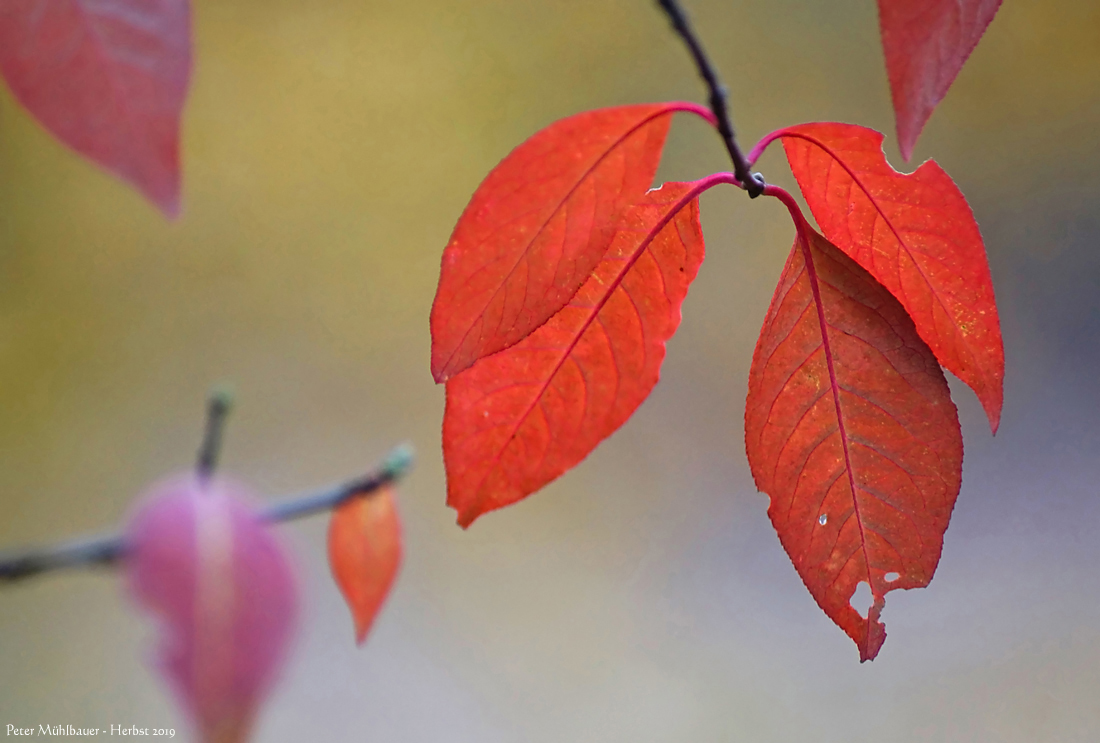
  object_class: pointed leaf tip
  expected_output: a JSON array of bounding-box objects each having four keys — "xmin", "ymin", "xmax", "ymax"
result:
[
  {"xmin": 125, "ymin": 473, "xmax": 299, "ymax": 743},
  {"xmin": 0, "ymin": 0, "xmax": 191, "ymax": 216},
  {"xmin": 328, "ymin": 486, "xmax": 402, "ymax": 644},
  {"xmin": 877, "ymin": 0, "xmax": 1002, "ymax": 160}
]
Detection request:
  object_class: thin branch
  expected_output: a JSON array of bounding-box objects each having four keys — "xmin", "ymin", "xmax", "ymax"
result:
[
  {"xmin": 196, "ymin": 386, "xmax": 233, "ymax": 480},
  {"xmin": 656, "ymin": 0, "xmax": 765, "ymax": 198},
  {"xmin": 0, "ymin": 444, "xmax": 415, "ymax": 584},
  {"xmin": 262, "ymin": 444, "xmax": 414, "ymax": 523}
]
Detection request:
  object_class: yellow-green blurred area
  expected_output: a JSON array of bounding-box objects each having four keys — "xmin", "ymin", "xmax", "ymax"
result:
[{"xmin": 2, "ymin": 0, "xmax": 1100, "ymax": 739}]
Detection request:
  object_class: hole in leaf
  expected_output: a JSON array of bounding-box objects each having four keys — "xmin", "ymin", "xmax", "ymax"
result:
[
  {"xmin": 884, "ymin": 572, "xmax": 900, "ymax": 583},
  {"xmin": 849, "ymin": 581, "xmax": 873, "ymax": 619},
  {"xmin": 818, "ymin": 514, "xmax": 827, "ymax": 525}
]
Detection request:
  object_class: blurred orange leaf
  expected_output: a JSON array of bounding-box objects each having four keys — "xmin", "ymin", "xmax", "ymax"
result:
[{"xmin": 327, "ymin": 486, "xmax": 402, "ymax": 644}]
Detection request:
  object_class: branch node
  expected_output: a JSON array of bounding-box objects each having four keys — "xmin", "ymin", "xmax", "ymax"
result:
[{"xmin": 747, "ymin": 172, "xmax": 767, "ymax": 199}]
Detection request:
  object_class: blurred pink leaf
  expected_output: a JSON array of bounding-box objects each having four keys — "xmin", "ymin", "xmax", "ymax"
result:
[
  {"xmin": 877, "ymin": 0, "xmax": 1002, "ymax": 161},
  {"xmin": 0, "ymin": 0, "xmax": 192, "ymax": 216},
  {"xmin": 125, "ymin": 474, "xmax": 299, "ymax": 743}
]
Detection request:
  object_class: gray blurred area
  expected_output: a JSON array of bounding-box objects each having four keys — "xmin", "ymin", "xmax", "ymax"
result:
[{"xmin": 2, "ymin": 0, "xmax": 1099, "ymax": 740}]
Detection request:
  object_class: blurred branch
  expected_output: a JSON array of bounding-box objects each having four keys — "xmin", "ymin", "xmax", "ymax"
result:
[
  {"xmin": 656, "ymin": 0, "xmax": 765, "ymax": 197},
  {"xmin": 0, "ymin": 444, "xmax": 415, "ymax": 584},
  {"xmin": 196, "ymin": 386, "xmax": 234, "ymax": 480}
]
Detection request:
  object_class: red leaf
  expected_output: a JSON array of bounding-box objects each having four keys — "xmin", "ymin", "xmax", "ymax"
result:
[
  {"xmin": 0, "ymin": 0, "xmax": 192, "ymax": 217},
  {"xmin": 444, "ymin": 180, "xmax": 707, "ymax": 527},
  {"xmin": 125, "ymin": 474, "xmax": 299, "ymax": 743},
  {"xmin": 752, "ymin": 123, "xmax": 1003, "ymax": 432},
  {"xmin": 430, "ymin": 102, "xmax": 712, "ymax": 383},
  {"xmin": 877, "ymin": 0, "xmax": 1002, "ymax": 160},
  {"xmin": 327, "ymin": 485, "xmax": 402, "ymax": 645},
  {"xmin": 745, "ymin": 207, "xmax": 962, "ymax": 662}
]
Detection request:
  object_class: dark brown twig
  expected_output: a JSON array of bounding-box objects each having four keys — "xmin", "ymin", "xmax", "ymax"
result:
[
  {"xmin": 196, "ymin": 386, "xmax": 234, "ymax": 480},
  {"xmin": 656, "ymin": 0, "xmax": 765, "ymax": 197}
]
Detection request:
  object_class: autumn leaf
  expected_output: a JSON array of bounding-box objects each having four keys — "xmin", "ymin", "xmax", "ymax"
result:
[
  {"xmin": 877, "ymin": 0, "xmax": 1002, "ymax": 160},
  {"xmin": 125, "ymin": 474, "xmax": 298, "ymax": 743},
  {"xmin": 0, "ymin": 0, "xmax": 192, "ymax": 217},
  {"xmin": 746, "ymin": 196, "xmax": 962, "ymax": 661},
  {"xmin": 444, "ymin": 180, "xmax": 707, "ymax": 526},
  {"xmin": 430, "ymin": 102, "xmax": 712, "ymax": 383},
  {"xmin": 750, "ymin": 123, "xmax": 1004, "ymax": 432},
  {"xmin": 327, "ymin": 485, "xmax": 402, "ymax": 645}
]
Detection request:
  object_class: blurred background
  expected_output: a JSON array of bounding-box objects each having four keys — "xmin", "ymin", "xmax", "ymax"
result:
[{"xmin": 1, "ymin": 0, "xmax": 1098, "ymax": 740}]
